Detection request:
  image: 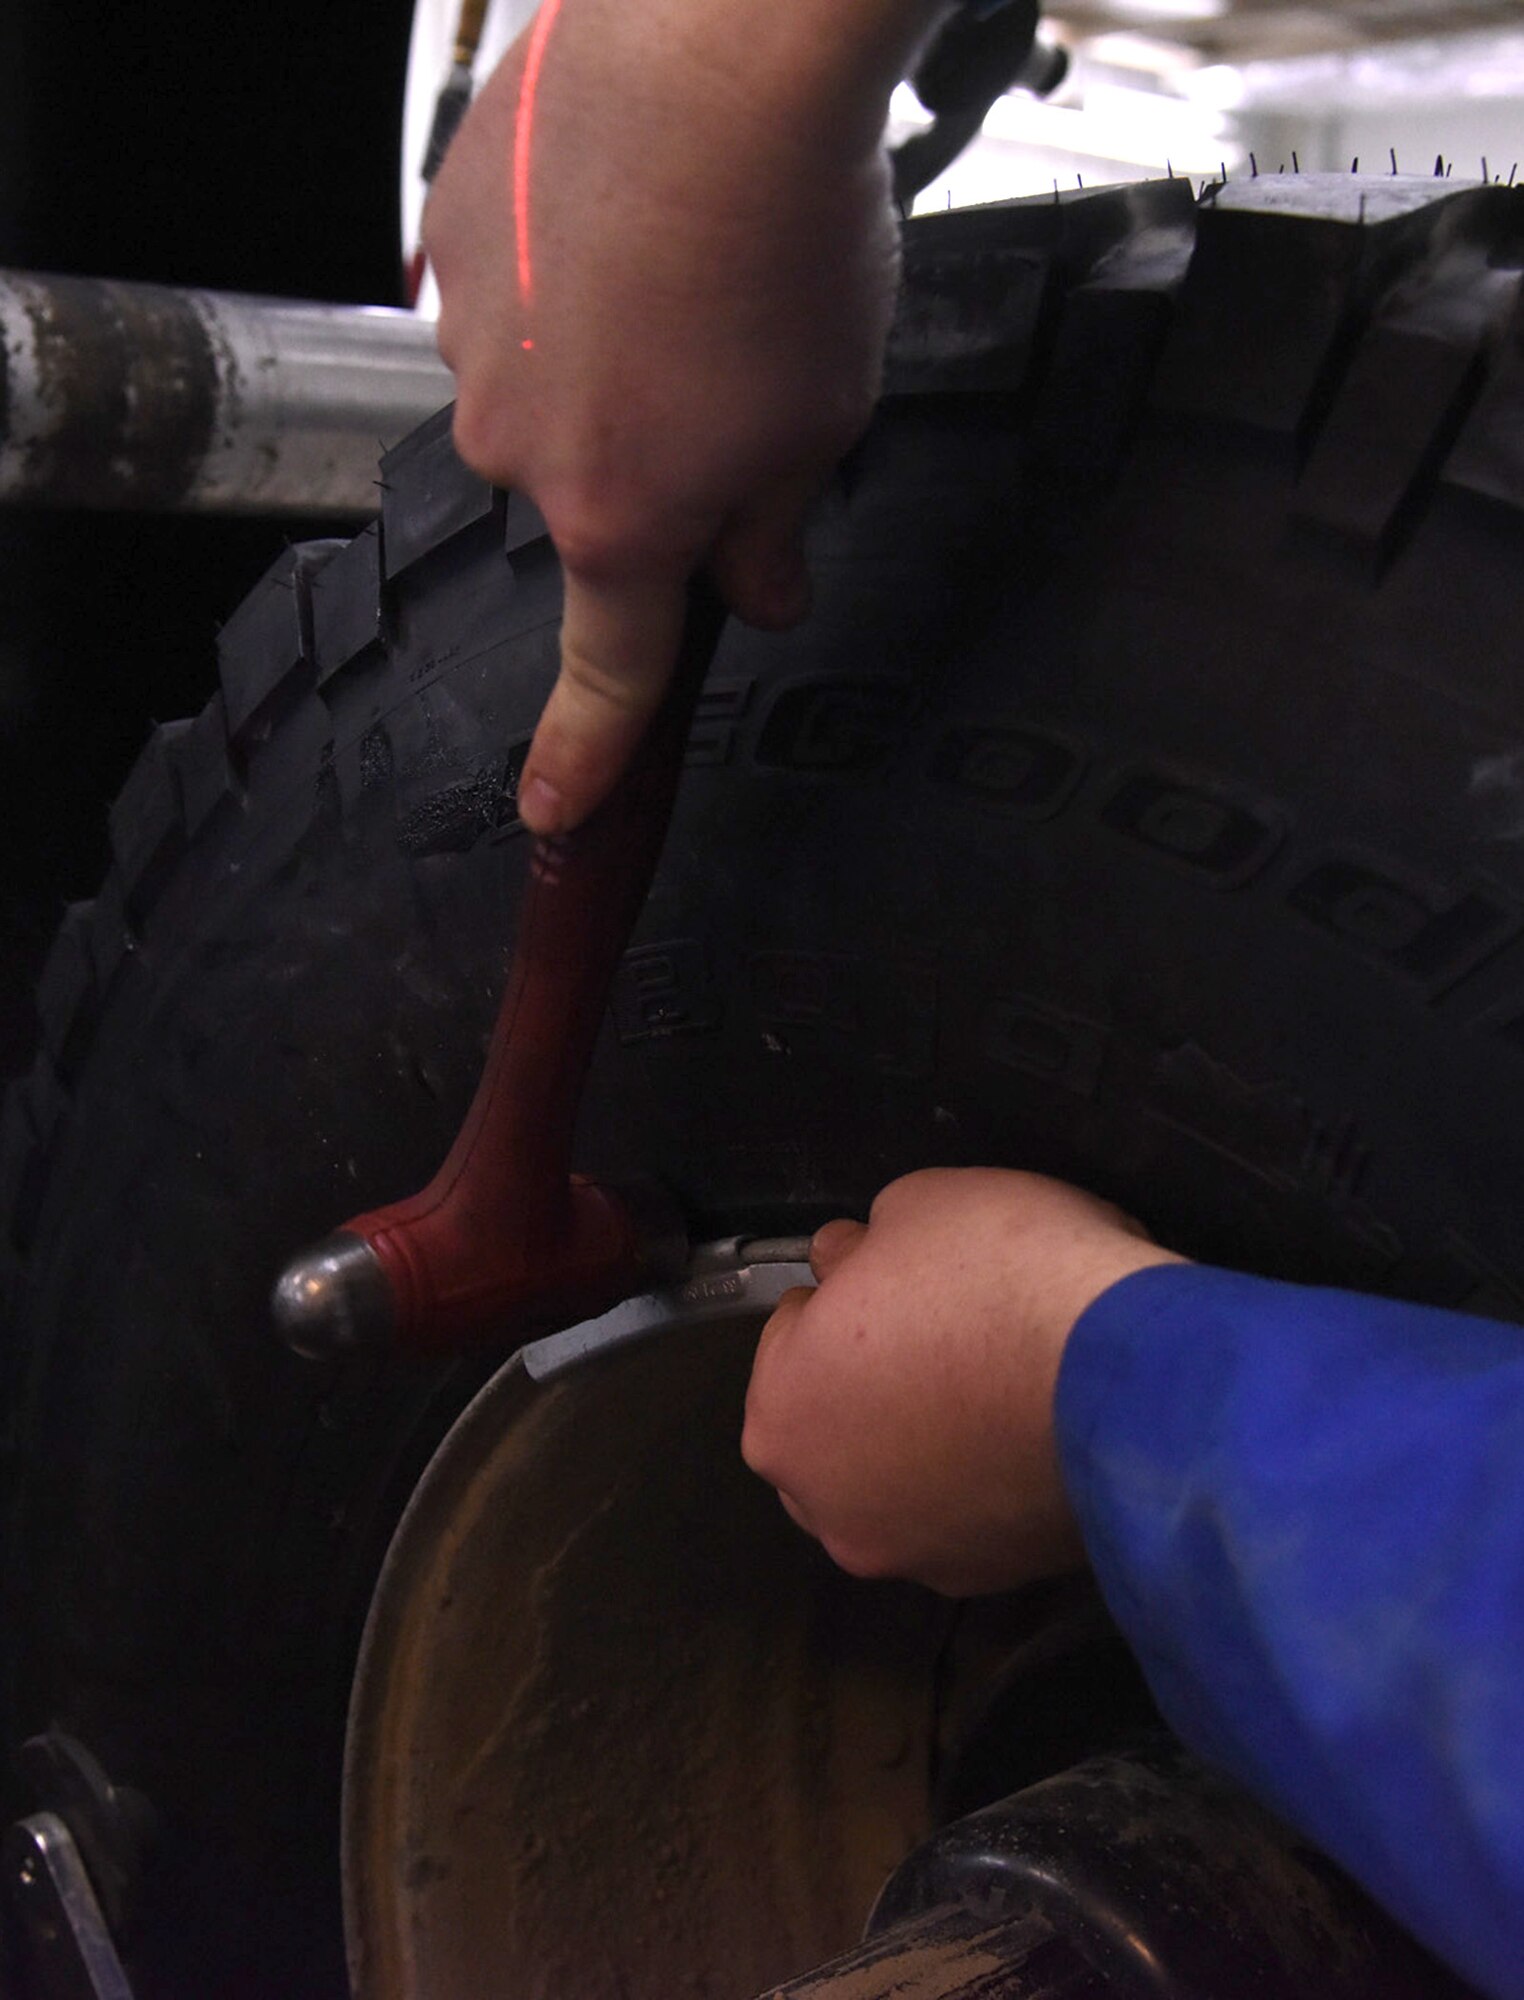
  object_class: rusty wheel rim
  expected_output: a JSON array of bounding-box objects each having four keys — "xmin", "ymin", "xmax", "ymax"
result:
[{"xmin": 343, "ymin": 1249, "xmax": 951, "ymax": 1999}]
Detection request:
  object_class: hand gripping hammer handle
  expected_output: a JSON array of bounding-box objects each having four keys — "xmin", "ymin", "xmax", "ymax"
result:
[{"xmin": 273, "ymin": 582, "xmax": 728, "ymax": 1359}]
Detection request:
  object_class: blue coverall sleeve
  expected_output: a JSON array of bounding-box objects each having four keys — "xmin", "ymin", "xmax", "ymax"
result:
[{"xmin": 1054, "ymin": 1263, "xmax": 1524, "ymax": 2000}]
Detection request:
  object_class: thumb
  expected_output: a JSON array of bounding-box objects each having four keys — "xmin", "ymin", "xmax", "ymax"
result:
[
  {"xmin": 517, "ymin": 562, "xmax": 689, "ymax": 835},
  {"xmin": 810, "ymin": 1217, "xmax": 866, "ymax": 1282}
]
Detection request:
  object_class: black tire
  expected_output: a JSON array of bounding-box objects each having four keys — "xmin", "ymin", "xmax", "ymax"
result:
[
  {"xmin": 0, "ymin": 0, "xmax": 417, "ymax": 1072},
  {"xmin": 4, "ymin": 171, "xmax": 1524, "ymax": 1995}
]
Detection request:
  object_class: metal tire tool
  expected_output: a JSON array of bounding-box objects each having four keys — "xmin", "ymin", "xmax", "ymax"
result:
[
  {"xmin": 273, "ymin": 582, "xmax": 727, "ymax": 1361},
  {"xmin": 3, "ymin": 1815, "xmax": 136, "ymax": 2000}
]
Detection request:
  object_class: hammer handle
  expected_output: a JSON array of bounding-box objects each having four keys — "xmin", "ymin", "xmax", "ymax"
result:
[{"xmin": 345, "ymin": 579, "xmax": 727, "ymax": 1349}]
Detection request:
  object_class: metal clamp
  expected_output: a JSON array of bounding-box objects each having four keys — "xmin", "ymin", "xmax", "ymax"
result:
[
  {"xmin": 3, "ymin": 1814, "xmax": 135, "ymax": 2000},
  {"xmin": 519, "ymin": 1236, "xmax": 815, "ymax": 1383}
]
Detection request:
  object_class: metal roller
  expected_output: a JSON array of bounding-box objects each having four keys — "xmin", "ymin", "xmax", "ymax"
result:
[{"xmin": 0, "ymin": 269, "xmax": 453, "ymax": 518}]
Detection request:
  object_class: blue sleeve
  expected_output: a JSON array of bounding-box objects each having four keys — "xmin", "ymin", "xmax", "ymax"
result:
[{"xmin": 1055, "ymin": 1263, "xmax": 1524, "ymax": 2000}]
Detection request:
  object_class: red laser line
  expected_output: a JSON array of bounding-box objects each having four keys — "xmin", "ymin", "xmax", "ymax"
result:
[{"xmin": 514, "ymin": 0, "xmax": 565, "ymax": 311}]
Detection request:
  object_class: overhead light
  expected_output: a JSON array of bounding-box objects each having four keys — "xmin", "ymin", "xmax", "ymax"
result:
[
  {"xmin": 1085, "ymin": 31, "xmax": 1205, "ymax": 77},
  {"xmin": 936, "ymin": 82, "xmax": 1238, "ymax": 172},
  {"xmin": 1105, "ymin": 0, "xmax": 1228, "ymax": 20},
  {"xmin": 1182, "ymin": 63, "xmax": 1247, "ymax": 109},
  {"xmin": 1179, "ymin": 27, "xmax": 1524, "ymax": 109}
]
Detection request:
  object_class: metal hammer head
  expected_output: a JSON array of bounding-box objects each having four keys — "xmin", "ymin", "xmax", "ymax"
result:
[{"xmin": 271, "ymin": 1231, "xmax": 396, "ymax": 1360}]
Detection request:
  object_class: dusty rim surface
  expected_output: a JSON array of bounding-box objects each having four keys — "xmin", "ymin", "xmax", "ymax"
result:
[{"xmin": 343, "ymin": 1309, "xmax": 950, "ymax": 2000}]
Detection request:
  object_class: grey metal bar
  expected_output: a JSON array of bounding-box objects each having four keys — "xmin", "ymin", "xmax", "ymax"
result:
[
  {"xmin": 0, "ymin": 270, "xmax": 454, "ymax": 518},
  {"xmin": 3, "ymin": 1812, "xmax": 136, "ymax": 2000}
]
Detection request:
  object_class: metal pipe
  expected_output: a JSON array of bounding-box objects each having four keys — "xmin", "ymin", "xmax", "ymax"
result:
[{"xmin": 0, "ymin": 270, "xmax": 454, "ymax": 518}]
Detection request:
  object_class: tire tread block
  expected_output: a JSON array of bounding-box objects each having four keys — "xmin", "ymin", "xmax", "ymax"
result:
[
  {"xmin": 168, "ymin": 696, "xmax": 237, "ymax": 840},
  {"xmin": 109, "ymin": 719, "xmax": 194, "ymax": 917},
  {"xmin": 311, "ymin": 523, "xmax": 385, "ymax": 687},
  {"xmin": 1294, "ymin": 201, "xmax": 1524, "ymax": 551},
  {"xmin": 34, "ymin": 904, "xmax": 97, "ymax": 1079},
  {"xmin": 1446, "ymin": 299, "xmax": 1524, "ymax": 512},
  {"xmin": 0, "ymin": 1063, "xmax": 61, "ymax": 1258},
  {"xmin": 380, "ymin": 405, "xmax": 500, "ymax": 578},
  {"xmin": 1295, "ymin": 325, "xmax": 1485, "ymax": 551},
  {"xmin": 886, "ymin": 178, "xmax": 1193, "ymax": 397},
  {"xmin": 216, "ymin": 543, "xmax": 337, "ymax": 747},
  {"xmin": 85, "ymin": 877, "xmax": 133, "ymax": 995},
  {"xmin": 1153, "ymin": 176, "xmax": 1461, "ymax": 440},
  {"xmin": 503, "ymin": 489, "xmax": 548, "ymax": 556}
]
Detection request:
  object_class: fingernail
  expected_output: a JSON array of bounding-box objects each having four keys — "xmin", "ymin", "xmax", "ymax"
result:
[{"xmin": 519, "ymin": 775, "xmax": 565, "ymax": 833}]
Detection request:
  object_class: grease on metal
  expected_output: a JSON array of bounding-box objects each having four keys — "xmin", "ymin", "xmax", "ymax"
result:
[{"xmin": 2, "ymin": 272, "xmax": 218, "ymax": 507}]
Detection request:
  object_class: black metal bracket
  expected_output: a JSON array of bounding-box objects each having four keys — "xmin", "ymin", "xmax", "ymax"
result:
[{"xmin": 891, "ymin": 1, "xmax": 1069, "ymax": 209}]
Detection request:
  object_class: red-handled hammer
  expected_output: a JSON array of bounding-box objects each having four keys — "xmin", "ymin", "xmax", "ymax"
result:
[{"xmin": 271, "ymin": 582, "xmax": 726, "ymax": 1360}]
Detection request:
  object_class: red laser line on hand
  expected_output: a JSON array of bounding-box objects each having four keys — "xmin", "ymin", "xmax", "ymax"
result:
[{"xmin": 514, "ymin": 0, "xmax": 566, "ymax": 317}]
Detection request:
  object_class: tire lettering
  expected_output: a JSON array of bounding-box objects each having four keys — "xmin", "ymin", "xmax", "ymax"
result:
[
  {"xmin": 1289, "ymin": 858, "xmax": 1516, "ymax": 989},
  {"xmin": 755, "ymin": 681, "xmax": 915, "ymax": 774},
  {"xmin": 614, "ymin": 940, "xmax": 719, "ymax": 1042},
  {"xmin": 932, "ymin": 723, "xmax": 1086, "ymax": 818},
  {"xmin": 980, "ymin": 995, "xmax": 1109, "ymax": 1097},
  {"xmin": 1102, "ymin": 769, "xmax": 1283, "ymax": 886}
]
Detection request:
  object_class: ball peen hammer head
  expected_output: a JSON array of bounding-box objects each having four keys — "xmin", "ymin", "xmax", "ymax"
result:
[{"xmin": 271, "ymin": 1232, "xmax": 397, "ymax": 1361}]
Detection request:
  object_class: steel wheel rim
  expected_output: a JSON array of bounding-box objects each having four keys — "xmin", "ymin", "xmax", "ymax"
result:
[{"xmin": 342, "ymin": 1246, "xmax": 951, "ymax": 1999}]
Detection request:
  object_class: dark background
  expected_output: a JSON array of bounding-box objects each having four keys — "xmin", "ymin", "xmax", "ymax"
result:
[{"xmin": 0, "ymin": 0, "xmax": 419, "ymax": 1071}]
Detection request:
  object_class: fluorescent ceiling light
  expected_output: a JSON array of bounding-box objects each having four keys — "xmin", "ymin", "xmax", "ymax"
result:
[
  {"xmin": 1105, "ymin": 0, "xmax": 1227, "ymax": 19},
  {"xmin": 1184, "ymin": 63, "xmax": 1248, "ymax": 110},
  {"xmin": 891, "ymin": 83, "xmax": 1237, "ymax": 172},
  {"xmin": 1179, "ymin": 28, "xmax": 1524, "ymax": 108},
  {"xmin": 1084, "ymin": 31, "xmax": 1206, "ymax": 76}
]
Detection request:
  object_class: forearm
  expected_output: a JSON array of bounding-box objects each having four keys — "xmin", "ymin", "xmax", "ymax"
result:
[{"xmin": 1058, "ymin": 1264, "xmax": 1524, "ymax": 2000}]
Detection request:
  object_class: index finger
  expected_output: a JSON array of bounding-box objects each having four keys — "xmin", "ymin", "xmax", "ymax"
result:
[{"xmin": 517, "ymin": 562, "xmax": 688, "ymax": 835}]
